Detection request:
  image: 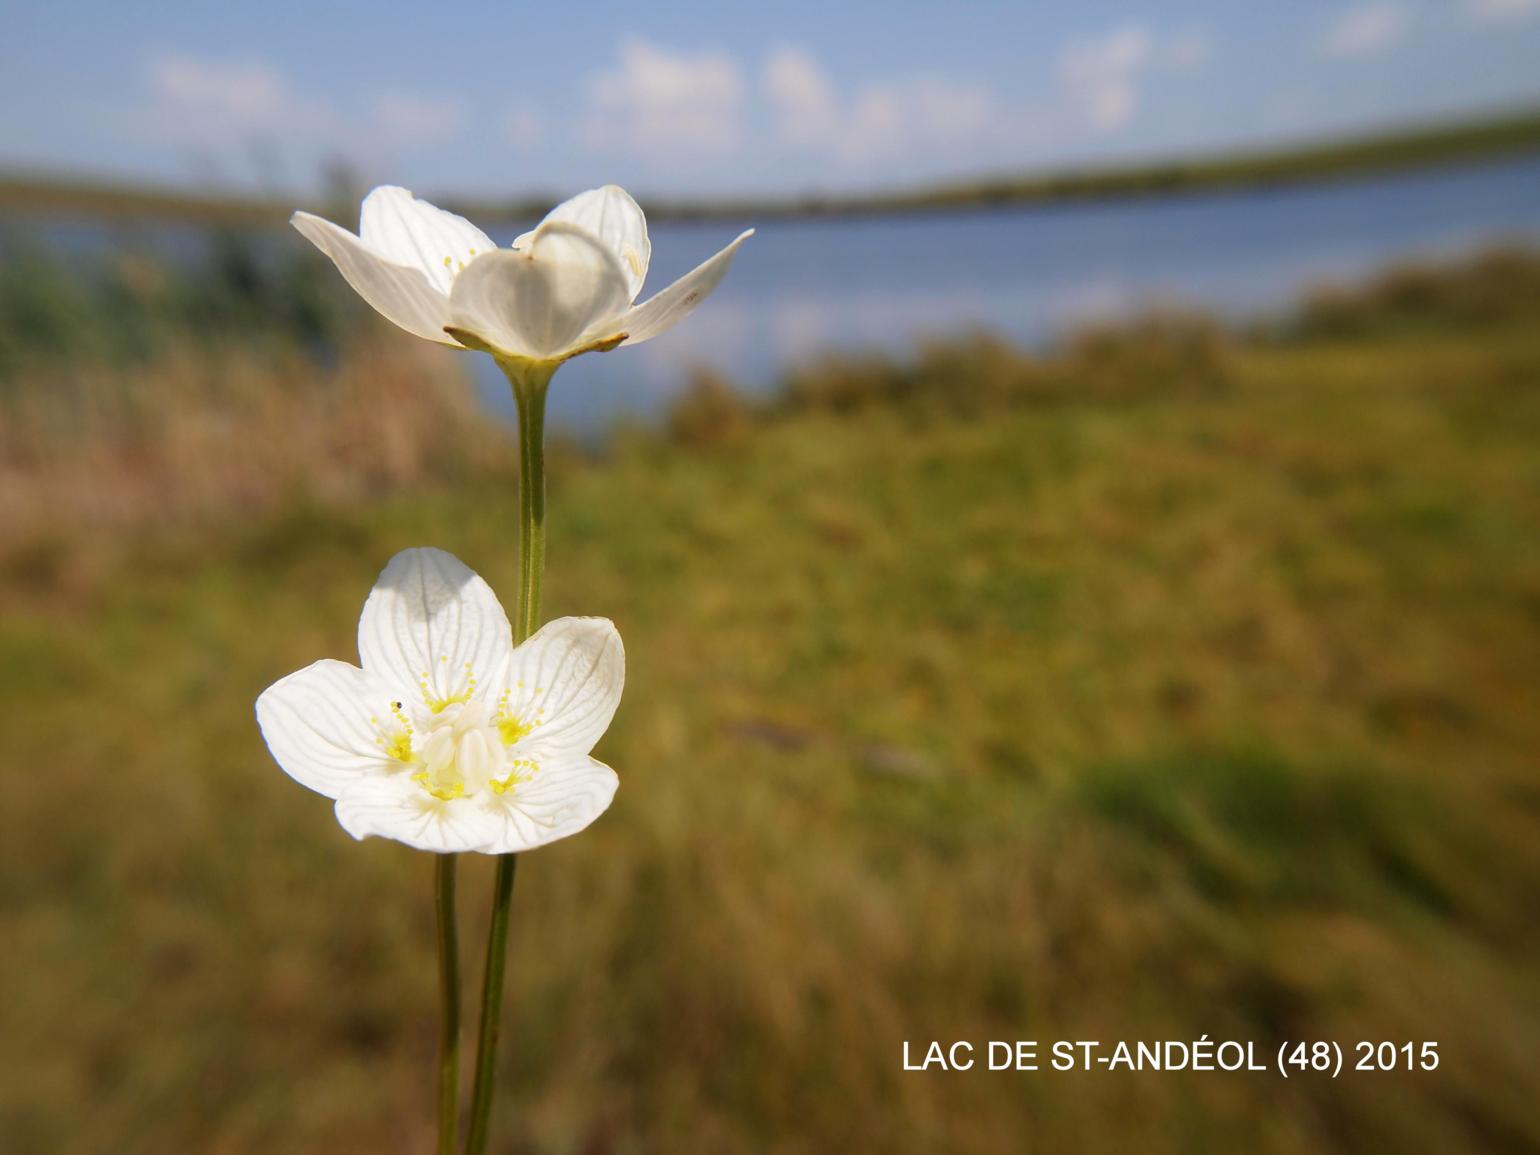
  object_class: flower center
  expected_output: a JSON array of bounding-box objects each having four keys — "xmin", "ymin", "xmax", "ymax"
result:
[
  {"xmin": 409, "ymin": 698, "xmax": 500, "ymax": 800},
  {"xmin": 372, "ymin": 695, "xmax": 540, "ymax": 802}
]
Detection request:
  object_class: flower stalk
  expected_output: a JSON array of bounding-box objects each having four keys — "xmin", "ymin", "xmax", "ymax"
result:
[
  {"xmin": 434, "ymin": 853, "xmax": 460, "ymax": 1155},
  {"xmin": 464, "ymin": 358, "xmax": 555, "ymax": 1154},
  {"xmin": 509, "ymin": 359, "xmax": 553, "ymax": 643}
]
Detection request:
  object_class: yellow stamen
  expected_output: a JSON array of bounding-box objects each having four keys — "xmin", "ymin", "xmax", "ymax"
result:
[
  {"xmin": 498, "ymin": 714, "xmax": 533, "ymax": 746},
  {"xmin": 412, "ymin": 771, "xmax": 464, "ymax": 802},
  {"xmin": 373, "ymin": 701, "xmax": 417, "ymax": 762},
  {"xmin": 489, "ymin": 759, "xmax": 540, "ymax": 795}
]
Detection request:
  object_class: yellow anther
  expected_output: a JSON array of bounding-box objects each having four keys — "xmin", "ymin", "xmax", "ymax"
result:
[
  {"xmin": 411, "ymin": 771, "xmax": 464, "ymax": 802},
  {"xmin": 498, "ymin": 713, "xmax": 533, "ymax": 746},
  {"xmin": 426, "ymin": 691, "xmax": 471, "ymax": 715},
  {"xmin": 489, "ymin": 759, "xmax": 540, "ymax": 794},
  {"xmin": 372, "ymin": 700, "xmax": 418, "ymax": 764}
]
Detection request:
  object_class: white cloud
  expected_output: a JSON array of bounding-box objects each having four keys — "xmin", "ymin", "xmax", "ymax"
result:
[
  {"xmin": 764, "ymin": 45, "xmax": 840, "ymax": 150},
  {"xmin": 371, "ymin": 92, "xmax": 467, "ymax": 144},
  {"xmin": 1321, "ymin": 3, "xmax": 1406, "ymax": 58},
  {"xmin": 902, "ymin": 79, "xmax": 994, "ymax": 141},
  {"xmin": 766, "ymin": 27, "xmax": 1210, "ymax": 168},
  {"xmin": 763, "ymin": 45, "xmax": 996, "ymax": 163},
  {"xmin": 1464, "ymin": 0, "xmax": 1540, "ymax": 22},
  {"xmin": 138, "ymin": 52, "xmax": 483, "ymax": 182},
  {"xmin": 1059, "ymin": 25, "xmax": 1152, "ymax": 131},
  {"xmin": 146, "ymin": 53, "xmax": 327, "ymax": 141},
  {"xmin": 1163, "ymin": 31, "xmax": 1212, "ymax": 72},
  {"xmin": 583, "ymin": 39, "xmax": 744, "ymax": 156},
  {"xmin": 1263, "ymin": 88, "xmax": 1321, "ymax": 131},
  {"xmin": 839, "ymin": 76, "xmax": 994, "ymax": 163},
  {"xmin": 139, "ymin": 49, "xmax": 548, "ymax": 180},
  {"xmin": 504, "ymin": 105, "xmax": 544, "ymax": 150}
]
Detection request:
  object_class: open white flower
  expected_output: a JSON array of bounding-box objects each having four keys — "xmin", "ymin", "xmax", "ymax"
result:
[
  {"xmin": 292, "ymin": 184, "xmax": 752, "ymax": 364},
  {"xmin": 256, "ymin": 548, "xmax": 623, "ymax": 854}
]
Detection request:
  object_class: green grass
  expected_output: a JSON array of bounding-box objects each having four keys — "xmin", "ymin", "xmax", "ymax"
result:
[{"xmin": 2, "ymin": 256, "xmax": 1539, "ymax": 1153}]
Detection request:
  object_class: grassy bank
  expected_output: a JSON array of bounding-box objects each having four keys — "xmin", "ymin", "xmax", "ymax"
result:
[
  {"xmin": 642, "ymin": 103, "xmax": 1540, "ymax": 220},
  {"xmin": 1, "ymin": 253, "xmax": 1538, "ymax": 1153},
  {"xmin": 5, "ymin": 105, "xmax": 1540, "ymax": 225}
]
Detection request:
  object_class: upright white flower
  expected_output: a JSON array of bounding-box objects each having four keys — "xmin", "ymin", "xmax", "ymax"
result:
[
  {"xmin": 256, "ymin": 548, "xmax": 623, "ymax": 854},
  {"xmin": 292, "ymin": 184, "xmax": 752, "ymax": 364}
]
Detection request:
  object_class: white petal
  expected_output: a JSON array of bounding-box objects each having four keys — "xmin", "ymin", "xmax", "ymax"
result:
[
  {"xmin": 447, "ymin": 222, "xmax": 632, "ymax": 360},
  {"xmin": 357, "ymin": 548, "xmax": 513, "ymax": 710},
  {"xmin": 528, "ymin": 185, "xmax": 651, "ymax": 302},
  {"xmin": 291, "ymin": 211, "xmax": 457, "ymax": 346},
  {"xmin": 599, "ymin": 230, "xmax": 752, "ymax": 346},
  {"xmin": 358, "ymin": 186, "xmax": 497, "ymax": 295},
  {"xmin": 481, "ymin": 755, "xmax": 619, "ymax": 853},
  {"xmin": 256, "ymin": 659, "xmax": 395, "ymax": 799},
  {"xmin": 502, "ymin": 617, "xmax": 624, "ymax": 760},
  {"xmin": 335, "ymin": 775, "xmax": 505, "ymax": 853}
]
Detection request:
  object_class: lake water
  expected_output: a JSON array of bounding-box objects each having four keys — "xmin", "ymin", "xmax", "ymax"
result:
[
  {"xmin": 24, "ymin": 154, "xmax": 1540, "ymax": 433},
  {"xmin": 507, "ymin": 154, "xmax": 1540, "ymax": 433}
]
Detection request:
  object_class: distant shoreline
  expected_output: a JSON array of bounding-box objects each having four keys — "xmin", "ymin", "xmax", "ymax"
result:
[{"xmin": 4, "ymin": 106, "xmax": 1539, "ymax": 227}]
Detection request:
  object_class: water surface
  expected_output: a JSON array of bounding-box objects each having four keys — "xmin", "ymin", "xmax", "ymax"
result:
[
  {"xmin": 515, "ymin": 154, "xmax": 1540, "ymax": 432},
  {"xmin": 24, "ymin": 155, "xmax": 1540, "ymax": 433}
]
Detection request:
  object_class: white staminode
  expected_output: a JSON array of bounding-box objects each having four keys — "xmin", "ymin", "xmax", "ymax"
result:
[
  {"xmin": 256, "ymin": 548, "xmax": 623, "ymax": 854},
  {"xmin": 292, "ymin": 183, "xmax": 752, "ymax": 363}
]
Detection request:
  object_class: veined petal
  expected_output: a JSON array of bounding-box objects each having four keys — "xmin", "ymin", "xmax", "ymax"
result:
[
  {"xmin": 447, "ymin": 221, "xmax": 631, "ymax": 360},
  {"xmin": 335, "ymin": 775, "xmax": 505, "ymax": 852},
  {"xmin": 481, "ymin": 754, "xmax": 619, "ymax": 853},
  {"xmin": 256, "ymin": 659, "xmax": 395, "ymax": 800},
  {"xmin": 596, "ymin": 229, "xmax": 753, "ymax": 347},
  {"xmin": 502, "ymin": 617, "xmax": 624, "ymax": 760},
  {"xmin": 359, "ymin": 186, "xmax": 497, "ymax": 295},
  {"xmin": 517, "ymin": 185, "xmax": 651, "ymax": 302},
  {"xmin": 292, "ymin": 212, "xmax": 457, "ymax": 345},
  {"xmin": 357, "ymin": 548, "xmax": 513, "ymax": 712}
]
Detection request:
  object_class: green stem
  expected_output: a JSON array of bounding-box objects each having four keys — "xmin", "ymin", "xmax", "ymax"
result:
[
  {"xmin": 465, "ymin": 853, "xmax": 517, "ymax": 1153},
  {"xmin": 510, "ymin": 364, "xmax": 550, "ymax": 643},
  {"xmin": 464, "ymin": 358, "xmax": 554, "ymax": 1155},
  {"xmin": 435, "ymin": 853, "xmax": 460, "ymax": 1155}
]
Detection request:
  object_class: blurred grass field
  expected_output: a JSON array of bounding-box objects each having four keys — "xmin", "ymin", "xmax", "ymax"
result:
[{"xmin": 1, "ymin": 250, "xmax": 1538, "ymax": 1153}]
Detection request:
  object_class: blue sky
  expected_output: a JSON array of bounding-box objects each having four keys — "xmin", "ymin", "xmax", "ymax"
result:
[{"xmin": 4, "ymin": 0, "xmax": 1540, "ymax": 198}]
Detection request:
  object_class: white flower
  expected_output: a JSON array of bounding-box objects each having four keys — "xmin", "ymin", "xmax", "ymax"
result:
[
  {"xmin": 292, "ymin": 184, "xmax": 752, "ymax": 363},
  {"xmin": 256, "ymin": 548, "xmax": 623, "ymax": 854}
]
